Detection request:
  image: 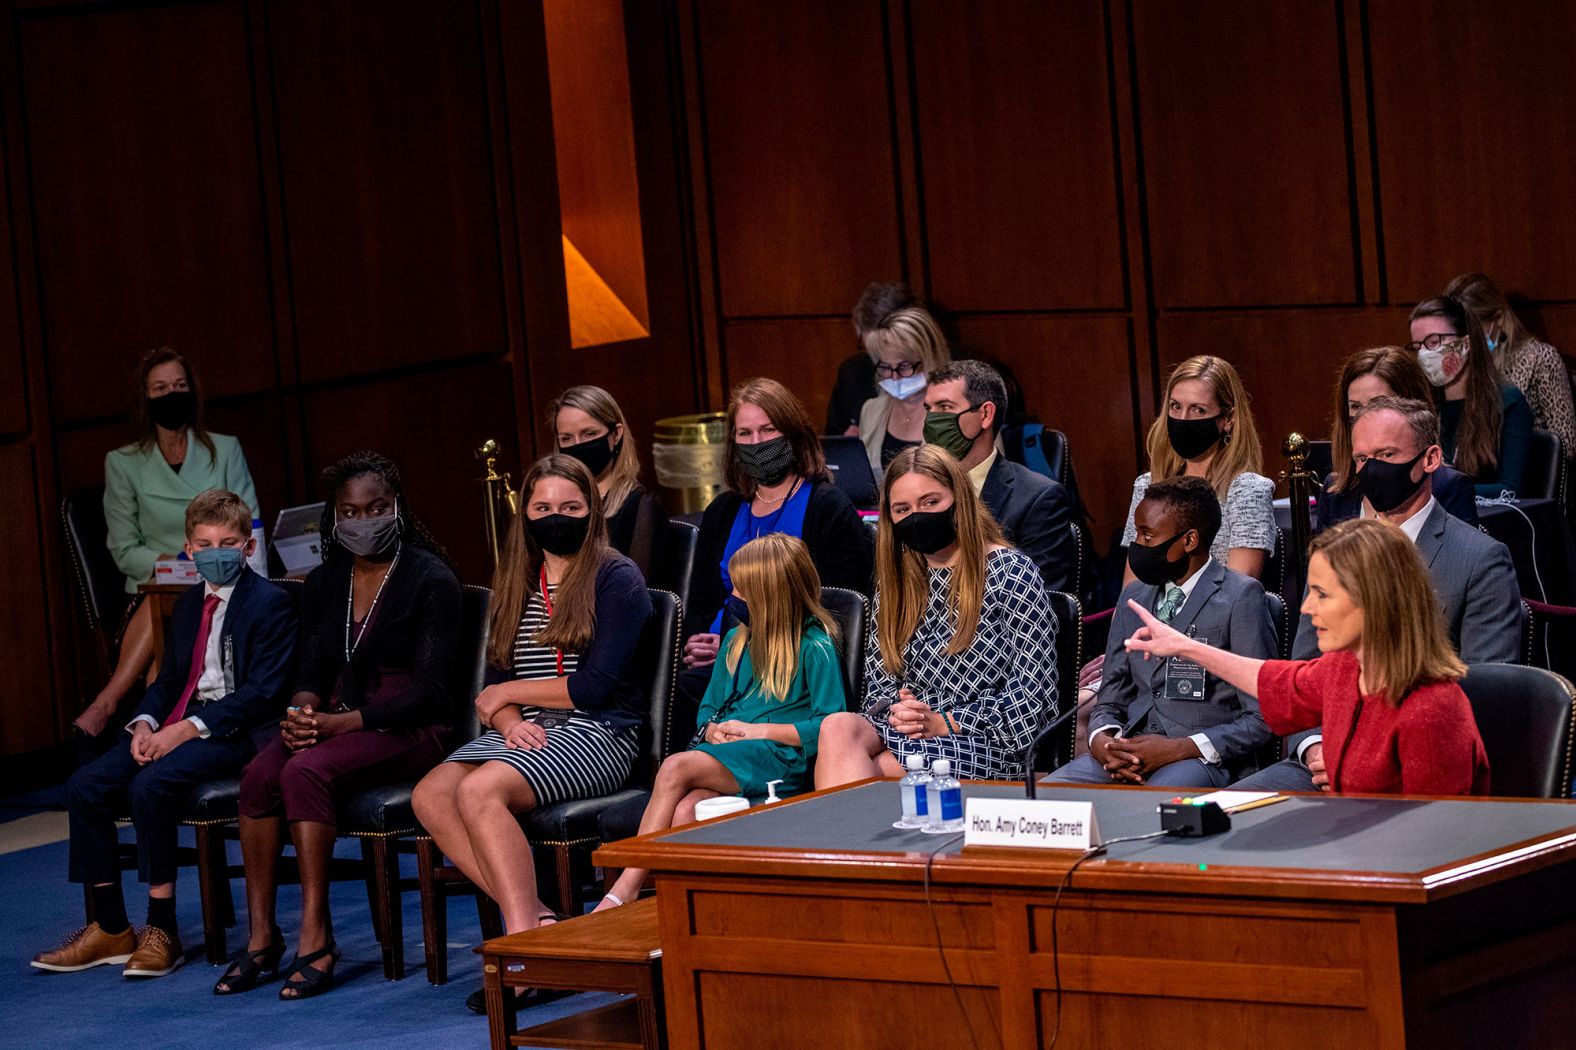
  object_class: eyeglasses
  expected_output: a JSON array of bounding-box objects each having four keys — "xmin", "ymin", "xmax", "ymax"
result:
[
  {"xmin": 1405, "ymin": 333, "xmax": 1465, "ymax": 354},
  {"xmin": 875, "ymin": 360, "xmax": 922, "ymax": 380}
]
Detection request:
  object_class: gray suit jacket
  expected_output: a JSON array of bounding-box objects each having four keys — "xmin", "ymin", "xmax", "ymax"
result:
[
  {"xmin": 1290, "ymin": 500, "xmax": 1521, "ymax": 663},
  {"xmin": 1091, "ymin": 560, "xmax": 1278, "ymax": 773}
]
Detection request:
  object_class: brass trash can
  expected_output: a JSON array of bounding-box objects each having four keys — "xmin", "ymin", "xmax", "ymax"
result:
[{"xmin": 652, "ymin": 412, "xmax": 729, "ymax": 514}]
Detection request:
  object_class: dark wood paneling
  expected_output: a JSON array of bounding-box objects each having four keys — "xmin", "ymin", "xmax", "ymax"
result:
[
  {"xmin": 19, "ymin": 1, "xmax": 275, "ymax": 422},
  {"xmin": 1370, "ymin": 0, "xmax": 1576, "ymax": 302},
  {"xmin": 949, "ymin": 315, "xmax": 1136, "ymax": 536},
  {"xmin": 696, "ymin": 0, "xmax": 903, "ymax": 317},
  {"xmin": 269, "ymin": 0, "xmax": 506, "ymax": 382},
  {"xmin": 910, "ymin": 0, "xmax": 1124, "ymax": 311},
  {"xmin": 300, "ymin": 361, "xmax": 518, "ymax": 585},
  {"xmin": 0, "ymin": 128, "xmax": 24, "ymax": 437},
  {"xmin": 0, "ymin": 443, "xmax": 57, "ymax": 753},
  {"xmin": 1134, "ymin": 1, "xmax": 1357, "ymax": 307},
  {"xmin": 1154, "ymin": 308, "xmax": 1411, "ymax": 478},
  {"xmin": 721, "ymin": 319, "xmax": 853, "ymax": 437}
]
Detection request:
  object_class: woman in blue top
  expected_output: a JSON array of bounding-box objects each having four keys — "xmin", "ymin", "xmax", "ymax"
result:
[
  {"xmin": 595, "ymin": 532, "xmax": 846, "ymax": 912},
  {"xmin": 1409, "ymin": 295, "xmax": 1534, "ymax": 498},
  {"xmin": 76, "ymin": 348, "xmax": 259, "ymax": 738},
  {"xmin": 412, "ymin": 455, "xmax": 653, "ymax": 939}
]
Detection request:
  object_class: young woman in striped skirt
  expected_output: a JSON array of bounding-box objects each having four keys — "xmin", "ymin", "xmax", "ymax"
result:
[{"xmin": 412, "ymin": 454, "xmax": 653, "ymax": 939}]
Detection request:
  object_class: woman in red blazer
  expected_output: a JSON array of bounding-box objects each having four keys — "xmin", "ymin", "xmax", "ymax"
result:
[{"xmin": 1124, "ymin": 517, "xmax": 1489, "ymax": 796}]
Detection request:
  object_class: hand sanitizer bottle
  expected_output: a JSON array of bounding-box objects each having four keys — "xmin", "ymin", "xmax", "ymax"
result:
[
  {"xmin": 764, "ymin": 779, "xmax": 783, "ymax": 804},
  {"xmin": 894, "ymin": 753, "xmax": 931, "ymax": 829}
]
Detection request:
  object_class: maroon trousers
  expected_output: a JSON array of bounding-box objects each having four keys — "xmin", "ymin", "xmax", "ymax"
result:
[{"xmin": 238, "ymin": 725, "xmax": 444, "ymax": 826}]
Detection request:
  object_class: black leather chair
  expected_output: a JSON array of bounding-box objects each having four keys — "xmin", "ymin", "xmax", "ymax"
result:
[
  {"xmin": 650, "ymin": 519, "xmax": 699, "ymax": 610},
  {"xmin": 61, "ymin": 484, "xmax": 131, "ymax": 661},
  {"xmin": 1003, "ymin": 425, "xmax": 1068, "ymax": 486},
  {"xmin": 1027, "ymin": 590, "xmax": 1084, "ymax": 776},
  {"xmin": 1519, "ymin": 429, "xmax": 1566, "ymax": 503},
  {"xmin": 1265, "ymin": 591, "xmax": 1288, "ymax": 660},
  {"xmin": 820, "ymin": 586, "xmax": 868, "ymax": 710},
  {"xmin": 1458, "ymin": 663, "xmax": 1575, "ymax": 798},
  {"xmin": 416, "ymin": 588, "xmax": 681, "ymax": 982}
]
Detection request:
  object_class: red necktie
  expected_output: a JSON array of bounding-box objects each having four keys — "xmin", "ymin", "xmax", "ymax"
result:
[{"xmin": 165, "ymin": 593, "xmax": 222, "ymax": 727}]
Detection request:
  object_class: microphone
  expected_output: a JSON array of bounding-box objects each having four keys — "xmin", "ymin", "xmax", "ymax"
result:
[{"xmin": 1024, "ymin": 705, "xmax": 1080, "ymax": 799}]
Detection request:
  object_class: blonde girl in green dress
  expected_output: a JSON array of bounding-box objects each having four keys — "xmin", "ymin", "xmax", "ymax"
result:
[{"xmin": 593, "ymin": 532, "xmax": 846, "ymax": 911}]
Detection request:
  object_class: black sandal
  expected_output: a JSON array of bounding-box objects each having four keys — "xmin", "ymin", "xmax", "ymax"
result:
[
  {"xmin": 212, "ymin": 929, "xmax": 285, "ymax": 995},
  {"xmin": 278, "ymin": 941, "xmax": 340, "ymax": 1001}
]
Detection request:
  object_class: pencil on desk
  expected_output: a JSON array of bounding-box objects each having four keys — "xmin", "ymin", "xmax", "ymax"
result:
[{"xmin": 1226, "ymin": 795, "xmax": 1291, "ymax": 815}]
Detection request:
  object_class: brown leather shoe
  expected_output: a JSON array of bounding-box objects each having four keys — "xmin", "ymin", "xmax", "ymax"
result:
[
  {"xmin": 30, "ymin": 923, "xmax": 137, "ymax": 972},
  {"xmin": 123, "ymin": 926, "xmax": 184, "ymax": 978}
]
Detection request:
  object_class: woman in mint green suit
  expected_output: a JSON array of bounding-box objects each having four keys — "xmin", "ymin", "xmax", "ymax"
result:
[
  {"xmin": 593, "ymin": 533, "xmax": 847, "ymax": 912},
  {"xmin": 74, "ymin": 348, "xmax": 259, "ymax": 738}
]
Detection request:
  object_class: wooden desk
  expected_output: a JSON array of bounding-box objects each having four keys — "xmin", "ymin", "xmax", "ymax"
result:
[
  {"xmin": 478, "ymin": 896, "xmax": 664, "ymax": 1050},
  {"xmin": 137, "ymin": 582, "xmax": 194, "ymax": 677},
  {"xmin": 597, "ymin": 780, "xmax": 1576, "ymax": 1050}
]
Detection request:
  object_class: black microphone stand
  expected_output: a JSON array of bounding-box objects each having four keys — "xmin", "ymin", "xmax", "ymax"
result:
[{"xmin": 1024, "ymin": 705, "xmax": 1081, "ymax": 798}]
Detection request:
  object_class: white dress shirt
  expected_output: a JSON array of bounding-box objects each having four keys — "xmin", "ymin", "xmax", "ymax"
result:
[
  {"xmin": 1091, "ymin": 558, "xmax": 1226, "ymax": 763},
  {"xmin": 128, "ymin": 581, "xmax": 235, "ymax": 739}
]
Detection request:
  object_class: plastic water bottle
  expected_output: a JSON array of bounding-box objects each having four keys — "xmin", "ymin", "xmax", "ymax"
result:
[
  {"xmin": 923, "ymin": 758, "xmax": 964, "ymax": 834},
  {"xmin": 893, "ymin": 753, "xmax": 931, "ymax": 829},
  {"xmin": 247, "ymin": 517, "xmax": 269, "ymax": 576}
]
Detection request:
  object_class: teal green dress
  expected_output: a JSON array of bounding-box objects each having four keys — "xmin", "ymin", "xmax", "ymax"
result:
[{"xmin": 691, "ymin": 623, "xmax": 847, "ymax": 799}]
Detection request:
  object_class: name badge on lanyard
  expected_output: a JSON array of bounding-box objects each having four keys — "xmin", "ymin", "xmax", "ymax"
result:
[{"xmin": 1164, "ymin": 625, "xmax": 1208, "ymax": 701}]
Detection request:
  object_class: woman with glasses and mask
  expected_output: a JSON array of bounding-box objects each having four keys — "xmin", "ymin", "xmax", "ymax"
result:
[
  {"xmin": 1445, "ymin": 272, "xmax": 1574, "ymax": 462},
  {"xmin": 856, "ymin": 306, "xmax": 952, "ymax": 472},
  {"xmin": 412, "ymin": 454, "xmax": 652, "ymax": 1013},
  {"xmin": 1120, "ymin": 356, "xmax": 1275, "ymax": 583},
  {"xmin": 76, "ymin": 348, "xmax": 261, "ymax": 740},
  {"xmin": 1409, "ymin": 295, "xmax": 1533, "ymax": 498},
  {"xmin": 679, "ymin": 379, "xmax": 871, "ymax": 738},
  {"xmin": 547, "ymin": 385, "xmax": 666, "ymax": 577},
  {"xmin": 219, "ymin": 452, "xmax": 460, "ymax": 1000},
  {"xmin": 814, "ymin": 445, "xmax": 1056, "ymax": 786}
]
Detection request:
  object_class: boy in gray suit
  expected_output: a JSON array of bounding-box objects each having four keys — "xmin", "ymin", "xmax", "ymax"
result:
[{"xmin": 1049, "ymin": 475, "xmax": 1277, "ymax": 788}]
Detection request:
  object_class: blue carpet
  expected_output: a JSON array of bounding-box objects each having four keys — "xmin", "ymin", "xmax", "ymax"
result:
[{"xmin": 0, "ymin": 822, "xmax": 619, "ymax": 1050}]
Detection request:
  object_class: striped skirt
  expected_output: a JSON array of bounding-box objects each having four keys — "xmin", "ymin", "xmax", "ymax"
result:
[{"xmin": 445, "ymin": 709, "xmax": 639, "ymax": 807}]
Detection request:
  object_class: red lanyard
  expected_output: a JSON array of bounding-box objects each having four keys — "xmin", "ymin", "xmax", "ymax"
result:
[{"xmin": 538, "ymin": 566, "xmax": 565, "ymax": 676}]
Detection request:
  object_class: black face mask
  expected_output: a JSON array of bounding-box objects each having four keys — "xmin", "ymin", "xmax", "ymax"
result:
[
  {"xmin": 1127, "ymin": 531, "xmax": 1191, "ymax": 586},
  {"xmin": 149, "ymin": 390, "xmax": 196, "ymax": 431},
  {"xmin": 526, "ymin": 513, "xmax": 590, "ymax": 556},
  {"xmin": 892, "ymin": 504, "xmax": 958, "ymax": 555},
  {"xmin": 733, "ymin": 436, "xmax": 794, "ymax": 487},
  {"xmin": 561, "ymin": 434, "xmax": 620, "ymax": 477},
  {"xmin": 724, "ymin": 594, "xmax": 750, "ymax": 628},
  {"xmin": 1354, "ymin": 450, "xmax": 1427, "ymax": 514},
  {"xmin": 1166, "ymin": 414, "xmax": 1223, "ymax": 460}
]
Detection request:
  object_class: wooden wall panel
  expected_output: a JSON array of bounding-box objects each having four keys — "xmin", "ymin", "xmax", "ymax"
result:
[
  {"xmin": 721, "ymin": 320, "xmax": 853, "ymax": 435},
  {"xmin": 910, "ymin": 0, "xmax": 1124, "ymax": 311},
  {"xmin": 300, "ymin": 361, "xmax": 518, "ymax": 585},
  {"xmin": 949, "ymin": 315, "xmax": 1135, "ymax": 536},
  {"xmin": 1134, "ymin": 0, "xmax": 1357, "ymax": 307},
  {"xmin": 19, "ymin": 1, "xmax": 275, "ymax": 422},
  {"xmin": 0, "ymin": 444, "xmax": 57, "ymax": 754},
  {"xmin": 1370, "ymin": 0, "xmax": 1576, "ymax": 302},
  {"xmin": 696, "ymin": 0, "xmax": 902, "ymax": 317},
  {"xmin": 269, "ymin": 0, "xmax": 506, "ymax": 381}
]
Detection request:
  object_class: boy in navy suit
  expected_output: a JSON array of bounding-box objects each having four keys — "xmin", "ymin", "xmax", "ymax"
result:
[
  {"xmin": 1048, "ymin": 475, "xmax": 1277, "ymax": 787},
  {"xmin": 33, "ymin": 489, "xmax": 296, "ymax": 978}
]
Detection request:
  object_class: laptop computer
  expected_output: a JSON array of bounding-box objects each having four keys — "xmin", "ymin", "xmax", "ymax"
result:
[
  {"xmin": 272, "ymin": 502, "xmax": 326, "ymax": 573},
  {"xmin": 823, "ymin": 436, "xmax": 880, "ymax": 510}
]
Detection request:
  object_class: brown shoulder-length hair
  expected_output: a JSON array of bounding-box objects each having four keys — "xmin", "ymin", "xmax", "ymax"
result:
[
  {"xmin": 1328, "ymin": 347, "xmax": 1434, "ymax": 493},
  {"xmin": 485, "ymin": 454, "xmax": 611, "ymax": 667},
  {"xmin": 722, "ymin": 378, "xmax": 828, "ymax": 500},
  {"xmin": 547, "ymin": 384, "xmax": 642, "ymax": 517},
  {"xmin": 724, "ymin": 533, "xmax": 840, "ymax": 702},
  {"xmin": 874, "ymin": 444, "xmax": 1005, "ymax": 676},
  {"xmin": 1143, "ymin": 355, "xmax": 1262, "ymax": 499},
  {"xmin": 131, "ymin": 347, "xmax": 217, "ymax": 465},
  {"xmin": 1310, "ymin": 518, "xmax": 1465, "ymax": 704},
  {"xmin": 1410, "ymin": 295, "xmax": 1502, "ymax": 478}
]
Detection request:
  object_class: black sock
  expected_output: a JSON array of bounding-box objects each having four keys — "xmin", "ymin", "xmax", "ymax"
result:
[
  {"xmin": 145, "ymin": 895, "xmax": 178, "ymax": 938},
  {"xmin": 90, "ymin": 883, "xmax": 129, "ymax": 935}
]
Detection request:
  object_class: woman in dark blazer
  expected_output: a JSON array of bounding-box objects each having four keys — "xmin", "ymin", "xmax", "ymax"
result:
[
  {"xmin": 218, "ymin": 452, "xmax": 461, "ymax": 1000},
  {"xmin": 678, "ymin": 378, "xmax": 871, "ymax": 735}
]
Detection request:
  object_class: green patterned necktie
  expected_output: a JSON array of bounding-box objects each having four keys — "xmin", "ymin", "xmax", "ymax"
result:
[{"xmin": 1156, "ymin": 584, "xmax": 1185, "ymax": 624}]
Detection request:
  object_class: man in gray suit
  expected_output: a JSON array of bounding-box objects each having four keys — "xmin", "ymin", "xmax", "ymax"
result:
[
  {"xmin": 1238, "ymin": 396, "xmax": 1522, "ymax": 792},
  {"xmin": 1048, "ymin": 476, "xmax": 1277, "ymax": 788}
]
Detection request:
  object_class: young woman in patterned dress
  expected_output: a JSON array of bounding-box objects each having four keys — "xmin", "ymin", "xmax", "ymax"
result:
[{"xmin": 814, "ymin": 444, "xmax": 1059, "ymax": 784}]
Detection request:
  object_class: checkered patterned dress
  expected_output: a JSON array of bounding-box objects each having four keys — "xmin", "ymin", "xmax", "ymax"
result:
[{"xmin": 864, "ymin": 547, "xmax": 1058, "ymax": 779}]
